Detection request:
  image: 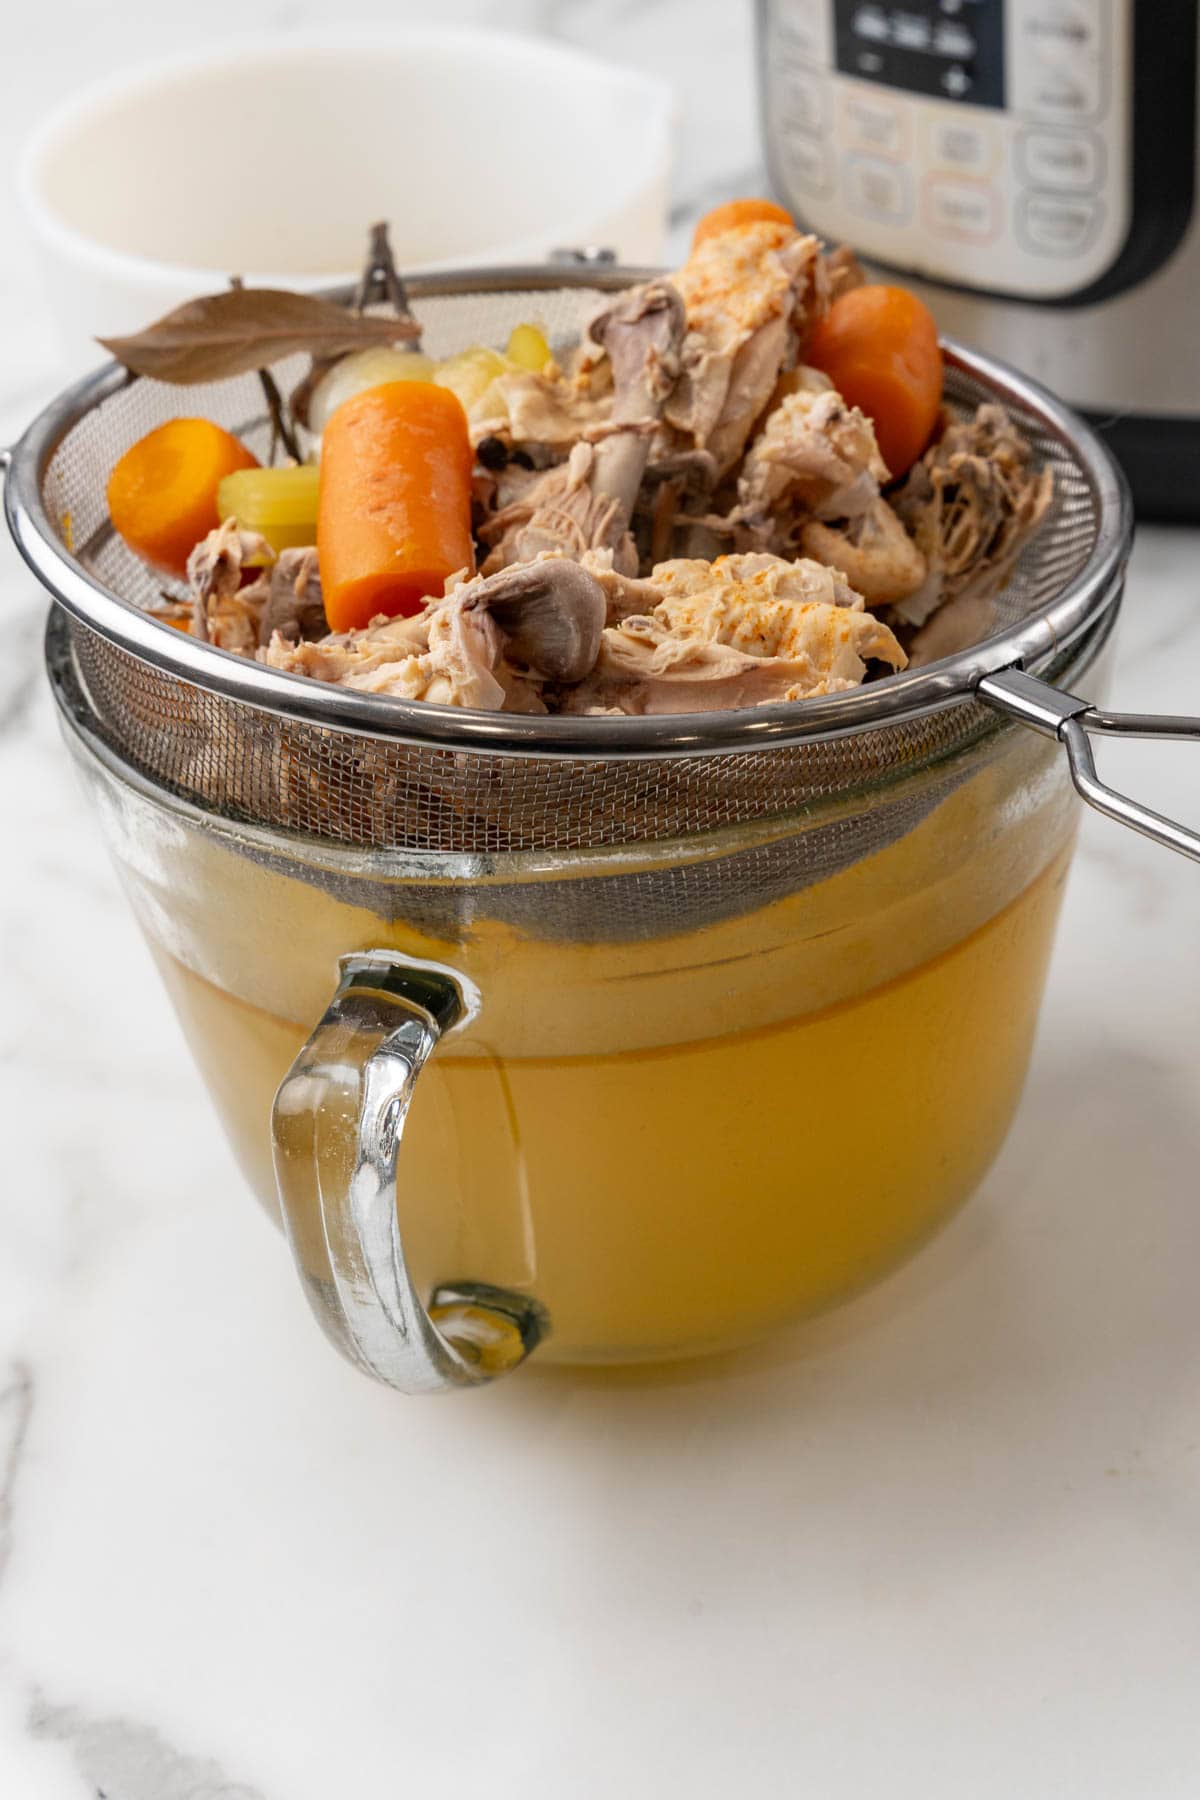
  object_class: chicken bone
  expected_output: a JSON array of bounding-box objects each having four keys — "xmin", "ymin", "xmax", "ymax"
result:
[{"xmin": 480, "ymin": 281, "xmax": 687, "ymax": 574}]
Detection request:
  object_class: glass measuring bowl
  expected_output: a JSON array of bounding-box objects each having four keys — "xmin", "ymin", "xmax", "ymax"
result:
[{"xmin": 54, "ymin": 627, "xmax": 1092, "ymax": 1373}]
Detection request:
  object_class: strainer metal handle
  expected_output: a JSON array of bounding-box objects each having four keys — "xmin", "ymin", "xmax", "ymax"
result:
[
  {"xmin": 980, "ymin": 668, "xmax": 1200, "ymax": 864},
  {"xmin": 271, "ymin": 952, "xmax": 547, "ymax": 1393}
]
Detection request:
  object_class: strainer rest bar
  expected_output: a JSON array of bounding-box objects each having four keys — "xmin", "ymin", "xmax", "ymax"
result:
[{"xmin": 980, "ymin": 669, "xmax": 1200, "ymax": 865}]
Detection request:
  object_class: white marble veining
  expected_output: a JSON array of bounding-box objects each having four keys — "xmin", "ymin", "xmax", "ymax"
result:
[{"xmin": 2, "ymin": 5, "xmax": 1200, "ymax": 1796}]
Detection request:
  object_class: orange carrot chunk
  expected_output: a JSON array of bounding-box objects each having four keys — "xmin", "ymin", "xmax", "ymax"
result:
[
  {"xmin": 806, "ymin": 285, "xmax": 944, "ymax": 479},
  {"xmin": 107, "ymin": 418, "xmax": 258, "ymax": 577},
  {"xmin": 692, "ymin": 197, "xmax": 794, "ymax": 248},
  {"xmin": 318, "ymin": 381, "xmax": 474, "ymax": 632}
]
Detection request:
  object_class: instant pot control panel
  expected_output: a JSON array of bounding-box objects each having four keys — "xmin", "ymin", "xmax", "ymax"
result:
[{"xmin": 761, "ymin": 0, "xmax": 1195, "ymax": 303}]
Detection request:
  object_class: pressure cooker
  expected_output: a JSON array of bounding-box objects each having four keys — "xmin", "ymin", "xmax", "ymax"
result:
[{"xmin": 759, "ymin": 0, "xmax": 1200, "ymax": 519}]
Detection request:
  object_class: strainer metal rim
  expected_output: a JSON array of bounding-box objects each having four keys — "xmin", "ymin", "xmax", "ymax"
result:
[{"xmin": 4, "ymin": 263, "xmax": 1133, "ymax": 759}]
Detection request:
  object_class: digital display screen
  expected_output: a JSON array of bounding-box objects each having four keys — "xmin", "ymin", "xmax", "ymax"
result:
[{"xmin": 833, "ymin": 0, "xmax": 1006, "ymax": 109}]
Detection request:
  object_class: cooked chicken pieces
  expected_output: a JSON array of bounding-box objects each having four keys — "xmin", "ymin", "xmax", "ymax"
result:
[
  {"xmin": 185, "ymin": 521, "xmax": 328, "ymax": 651},
  {"xmin": 472, "ymin": 366, "xmax": 611, "ymax": 452},
  {"xmin": 738, "ymin": 368, "xmax": 889, "ymax": 528},
  {"xmin": 665, "ymin": 222, "xmax": 828, "ymax": 478},
  {"xmin": 185, "ymin": 517, "xmax": 274, "ymax": 653},
  {"xmin": 260, "ymin": 550, "xmax": 903, "ymax": 716},
  {"xmin": 163, "ymin": 223, "xmax": 1052, "ymax": 718},
  {"xmin": 682, "ymin": 367, "xmax": 925, "ymax": 608},
  {"xmin": 264, "ymin": 556, "xmax": 608, "ymax": 712},
  {"xmin": 823, "ymin": 244, "xmax": 868, "ymax": 303},
  {"xmin": 648, "ymin": 550, "xmax": 864, "ymax": 635},
  {"xmin": 564, "ymin": 552, "xmax": 904, "ymax": 716},
  {"xmin": 800, "ymin": 500, "xmax": 928, "ymax": 609},
  {"xmin": 257, "ymin": 547, "xmax": 326, "ymax": 647}
]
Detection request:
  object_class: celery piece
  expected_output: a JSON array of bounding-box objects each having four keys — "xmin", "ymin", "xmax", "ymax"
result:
[
  {"xmin": 433, "ymin": 346, "xmax": 509, "ymax": 410},
  {"xmin": 505, "ymin": 323, "xmax": 551, "ymax": 372},
  {"xmin": 217, "ymin": 464, "xmax": 321, "ymax": 554}
]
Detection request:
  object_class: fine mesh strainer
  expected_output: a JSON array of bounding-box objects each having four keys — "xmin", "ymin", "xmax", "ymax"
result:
[{"xmin": 5, "ymin": 264, "xmax": 1198, "ymax": 1395}]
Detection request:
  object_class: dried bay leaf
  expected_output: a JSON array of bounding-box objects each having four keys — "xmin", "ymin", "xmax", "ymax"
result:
[{"xmin": 99, "ymin": 288, "xmax": 420, "ymax": 384}]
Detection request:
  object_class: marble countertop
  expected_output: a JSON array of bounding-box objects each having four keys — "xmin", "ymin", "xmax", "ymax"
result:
[{"xmin": 2, "ymin": 5, "xmax": 1200, "ymax": 1795}]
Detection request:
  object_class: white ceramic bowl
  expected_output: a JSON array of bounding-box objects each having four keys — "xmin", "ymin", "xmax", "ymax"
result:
[{"xmin": 18, "ymin": 28, "xmax": 674, "ymax": 368}]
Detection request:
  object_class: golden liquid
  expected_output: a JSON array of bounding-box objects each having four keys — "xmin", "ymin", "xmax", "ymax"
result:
[{"xmin": 153, "ymin": 847, "xmax": 1069, "ymax": 1363}]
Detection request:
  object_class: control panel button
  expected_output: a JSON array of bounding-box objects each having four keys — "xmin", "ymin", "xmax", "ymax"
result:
[
  {"xmin": 840, "ymin": 87, "xmax": 910, "ymax": 158},
  {"xmin": 1011, "ymin": 0, "xmax": 1106, "ymax": 120},
  {"xmin": 924, "ymin": 176, "xmax": 1000, "ymax": 243},
  {"xmin": 776, "ymin": 65, "xmax": 829, "ymax": 135},
  {"xmin": 892, "ymin": 12, "xmax": 932, "ymax": 52},
  {"xmin": 780, "ymin": 130, "xmax": 835, "ymax": 197},
  {"xmin": 1017, "ymin": 191, "xmax": 1105, "ymax": 256},
  {"xmin": 925, "ymin": 114, "xmax": 1000, "ymax": 175},
  {"xmin": 1019, "ymin": 0, "xmax": 1102, "ymax": 60},
  {"xmin": 852, "ymin": 5, "xmax": 890, "ymax": 45},
  {"xmin": 772, "ymin": 0, "xmax": 832, "ymax": 63},
  {"xmin": 1020, "ymin": 62, "xmax": 1103, "ymax": 120},
  {"xmin": 1017, "ymin": 128, "xmax": 1103, "ymax": 190},
  {"xmin": 932, "ymin": 20, "xmax": 976, "ymax": 61},
  {"xmin": 844, "ymin": 154, "xmax": 913, "ymax": 223}
]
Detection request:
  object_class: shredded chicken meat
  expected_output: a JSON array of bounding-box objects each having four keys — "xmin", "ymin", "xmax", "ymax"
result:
[
  {"xmin": 263, "ymin": 556, "xmax": 608, "ymax": 711},
  {"xmin": 184, "ymin": 520, "xmax": 328, "ymax": 652},
  {"xmin": 663, "ymin": 221, "xmax": 828, "ymax": 478},
  {"xmin": 891, "ymin": 403, "xmax": 1055, "ymax": 631},
  {"xmin": 258, "ymin": 551, "xmax": 904, "ymax": 716},
  {"xmin": 562, "ymin": 553, "xmax": 905, "ymax": 715},
  {"xmin": 738, "ymin": 368, "xmax": 889, "ymax": 528}
]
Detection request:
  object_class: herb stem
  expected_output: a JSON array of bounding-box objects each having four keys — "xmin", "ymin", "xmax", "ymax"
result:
[{"xmin": 229, "ymin": 275, "xmax": 302, "ymax": 463}]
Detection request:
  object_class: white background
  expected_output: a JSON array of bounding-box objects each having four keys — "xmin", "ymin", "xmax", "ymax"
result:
[{"xmin": 2, "ymin": 4, "xmax": 1199, "ymax": 1796}]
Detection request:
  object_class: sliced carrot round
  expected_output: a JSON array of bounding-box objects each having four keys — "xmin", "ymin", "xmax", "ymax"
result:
[
  {"xmin": 692, "ymin": 197, "xmax": 794, "ymax": 248},
  {"xmin": 806, "ymin": 285, "xmax": 943, "ymax": 478},
  {"xmin": 107, "ymin": 418, "xmax": 258, "ymax": 577}
]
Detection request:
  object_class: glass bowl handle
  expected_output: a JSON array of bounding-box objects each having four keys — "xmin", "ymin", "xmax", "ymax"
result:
[{"xmin": 271, "ymin": 952, "xmax": 548, "ymax": 1394}]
